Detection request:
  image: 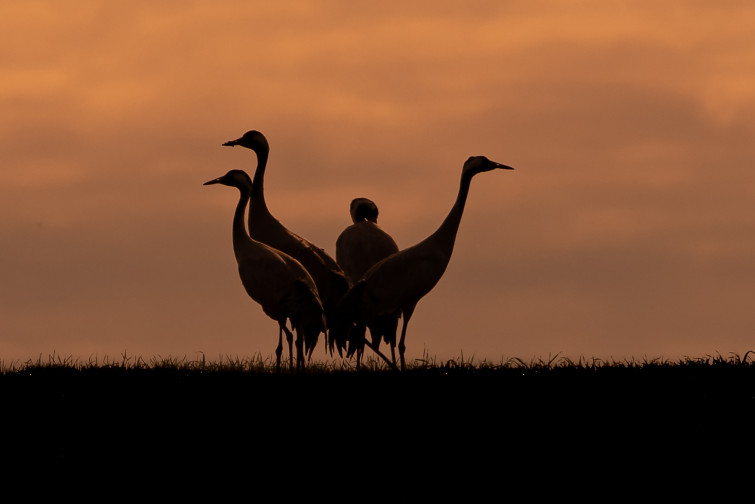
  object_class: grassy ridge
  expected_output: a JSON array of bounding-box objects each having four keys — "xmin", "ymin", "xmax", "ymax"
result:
[
  {"xmin": 4, "ymin": 353, "xmax": 753, "ymax": 497},
  {"xmin": 5, "ymin": 351, "xmax": 754, "ymax": 425}
]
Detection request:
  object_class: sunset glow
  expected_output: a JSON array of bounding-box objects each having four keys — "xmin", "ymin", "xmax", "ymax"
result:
[{"xmin": 2, "ymin": 1, "xmax": 754, "ymax": 364}]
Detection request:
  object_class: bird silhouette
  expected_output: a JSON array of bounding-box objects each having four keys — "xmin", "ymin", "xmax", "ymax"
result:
[
  {"xmin": 335, "ymin": 197, "xmax": 400, "ymax": 367},
  {"xmin": 342, "ymin": 156, "xmax": 514, "ymax": 370},
  {"xmin": 204, "ymin": 169, "xmax": 326, "ymax": 371},
  {"xmin": 223, "ymin": 130, "xmax": 349, "ymax": 355}
]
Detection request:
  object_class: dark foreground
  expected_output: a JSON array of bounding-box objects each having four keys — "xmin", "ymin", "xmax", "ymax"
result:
[{"xmin": 3, "ymin": 357, "xmax": 754, "ymax": 498}]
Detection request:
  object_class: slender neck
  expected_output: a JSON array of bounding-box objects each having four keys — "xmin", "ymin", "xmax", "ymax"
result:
[
  {"xmin": 428, "ymin": 170, "xmax": 474, "ymax": 257},
  {"xmin": 251, "ymin": 148, "xmax": 269, "ymax": 209},
  {"xmin": 232, "ymin": 183, "xmax": 252, "ymax": 260}
]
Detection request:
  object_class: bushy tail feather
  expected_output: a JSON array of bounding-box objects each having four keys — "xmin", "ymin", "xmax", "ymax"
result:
[
  {"xmin": 289, "ymin": 280, "xmax": 326, "ymax": 359},
  {"xmin": 327, "ymin": 281, "xmax": 367, "ymax": 357},
  {"xmin": 345, "ymin": 324, "xmax": 367, "ymax": 359}
]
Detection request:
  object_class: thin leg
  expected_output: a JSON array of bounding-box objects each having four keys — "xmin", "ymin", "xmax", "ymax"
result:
[
  {"xmin": 363, "ymin": 339, "xmax": 398, "ymax": 370},
  {"xmin": 276, "ymin": 325, "xmax": 283, "ymax": 372},
  {"xmin": 398, "ymin": 318, "xmax": 408, "ymax": 371},
  {"xmin": 295, "ymin": 324, "xmax": 305, "ymax": 371},
  {"xmin": 384, "ymin": 315, "xmax": 398, "ymax": 366},
  {"xmin": 281, "ymin": 324, "xmax": 295, "ymax": 370},
  {"xmin": 357, "ymin": 324, "xmax": 367, "ymax": 370},
  {"xmin": 398, "ymin": 307, "xmax": 415, "ymax": 372}
]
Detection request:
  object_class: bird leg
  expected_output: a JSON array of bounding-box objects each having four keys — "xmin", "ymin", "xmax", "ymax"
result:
[
  {"xmin": 276, "ymin": 326, "xmax": 284, "ymax": 372},
  {"xmin": 294, "ymin": 324, "xmax": 305, "ymax": 371},
  {"xmin": 397, "ymin": 309, "xmax": 414, "ymax": 372},
  {"xmin": 369, "ymin": 331, "xmax": 381, "ymax": 355},
  {"xmin": 354, "ymin": 324, "xmax": 367, "ymax": 370},
  {"xmin": 380, "ymin": 316, "xmax": 398, "ymax": 366},
  {"xmin": 363, "ymin": 340, "xmax": 398, "ymax": 371},
  {"xmin": 283, "ymin": 325, "xmax": 295, "ymax": 370},
  {"xmin": 277, "ymin": 322, "xmax": 295, "ymax": 370}
]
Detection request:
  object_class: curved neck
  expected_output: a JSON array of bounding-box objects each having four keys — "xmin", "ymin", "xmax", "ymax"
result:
[
  {"xmin": 232, "ymin": 184, "xmax": 252, "ymax": 260},
  {"xmin": 428, "ymin": 170, "xmax": 474, "ymax": 257},
  {"xmin": 251, "ymin": 149, "xmax": 269, "ymax": 207}
]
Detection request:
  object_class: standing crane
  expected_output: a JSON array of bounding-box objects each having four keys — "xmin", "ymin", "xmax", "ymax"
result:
[
  {"xmin": 335, "ymin": 198, "xmax": 400, "ymax": 367},
  {"xmin": 342, "ymin": 156, "xmax": 514, "ymax": 370},
  {"xmin": 222, "ymin": 130, "xmax": 349, "ymax": 355},
  {"xmin": 204, "ymin": 169, "xmax": 326, "ymax": 371}
]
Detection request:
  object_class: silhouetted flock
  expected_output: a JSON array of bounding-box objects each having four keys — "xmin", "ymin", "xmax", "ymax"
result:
[{"xmin": 207, "ymin": 130, "xmax": 514, "ymax": 371}]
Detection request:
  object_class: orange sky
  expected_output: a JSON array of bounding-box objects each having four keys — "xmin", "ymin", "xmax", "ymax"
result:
[{"xmin": 2, "ymin": 1, "xmax": 754, "ymax": 365}]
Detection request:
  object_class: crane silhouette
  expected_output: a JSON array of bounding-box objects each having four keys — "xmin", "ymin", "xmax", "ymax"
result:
[
  {"xmin": 223, "ymin": 130, "xmax": 349, "ymax": 355},
  {"xmin": 335, "ymin": 198, "xmax": 400, "ymax": 367},
  {"xmin": 342, "ymin": 156, "xmax": 513, "ymax": 370},
  {"xmin": 204, "ymin": 169, "xmax": 326, "ymax": 371}
]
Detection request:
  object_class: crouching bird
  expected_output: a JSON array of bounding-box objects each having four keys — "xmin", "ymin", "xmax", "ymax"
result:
[
  {"xmin": 204, "ymin": 169, "xmax": 326, "ymax": 371},
  {"xmin": 335, "ymin": 197, "xmax": 399, "ymax": 368}
]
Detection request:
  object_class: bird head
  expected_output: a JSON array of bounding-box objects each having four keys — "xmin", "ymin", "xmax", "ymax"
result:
[
  {"xmin": 462, "ymin": 156, "xmax": 514, "ymax": 176},
  {"xmin": 349, "ymin": 197, "xmax": 379, "ymax": 224},
  {"xmin": 203, "ymin": 169, "xmax": 253, "ymax": 190},
  {"xmin": 222, "ymin": 130, "xmax": 269, "ymax": 153}
]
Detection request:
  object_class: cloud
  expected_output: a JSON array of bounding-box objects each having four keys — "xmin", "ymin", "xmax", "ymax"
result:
[{"xmin": 2, "ymin": 1, "xmax": 755, "ymax": 362}]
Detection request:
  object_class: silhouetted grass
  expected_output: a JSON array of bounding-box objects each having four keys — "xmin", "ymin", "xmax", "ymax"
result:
[
  {"xmin": 3, "ymin": 351, "xmax": 753, "ymax": 497},
  {"xmin": 4, "ymin": 348, "xmax": 754, "ymax": 376}
]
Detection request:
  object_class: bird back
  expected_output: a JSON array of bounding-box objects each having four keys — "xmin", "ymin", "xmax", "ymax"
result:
[{"xmin": 336, "ymin": 221, "xmax": 399, "ymax": 286}]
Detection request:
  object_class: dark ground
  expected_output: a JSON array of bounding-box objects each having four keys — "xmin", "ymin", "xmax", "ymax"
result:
[{"xmin": 3, "ymin": 361, "xmax": 754, "ymax": 498}]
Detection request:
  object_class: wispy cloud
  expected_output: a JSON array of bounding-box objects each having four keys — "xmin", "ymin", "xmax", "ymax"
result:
[{"xmin": 2, "ymin": 1, "xmax": 754, "ymax": 362}]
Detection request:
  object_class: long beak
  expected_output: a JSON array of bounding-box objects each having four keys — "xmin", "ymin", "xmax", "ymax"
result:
[
  {"xmin": 495, "ymin": 162, "xmax": 514, "ymax": 170},
  {"xmin": 222, "ymin": 138, "xmax": 241, "ymax": 147},
  {"xmin": 203, "ymin": 178, "xmax": 221, "ymax": 185}
]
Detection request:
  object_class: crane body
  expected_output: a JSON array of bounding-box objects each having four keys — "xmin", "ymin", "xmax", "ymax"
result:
[
  {"xmin": 204, "ymin": 169, "xmax": 325, "ymax": 370},
  {"xmin": 344, "ymin": 156, "xmax": 513, "ymax": 370}
]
